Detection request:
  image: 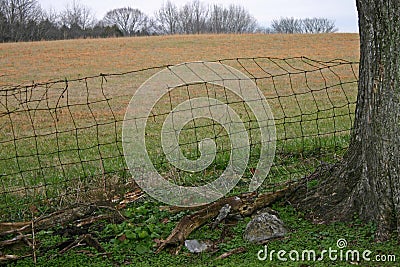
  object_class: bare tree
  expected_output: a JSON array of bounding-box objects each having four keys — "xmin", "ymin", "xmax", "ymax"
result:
[
  {"xmin": 155, "ymin": 1, "xmax": 258, "ymax": 35},
  {"xmin": 271, "ymin": 17, "xmax": 338, "ymax": 34},
  {"xmin": 208, "ymin": 4, "xmax": 257, "ymax": 34},
  {"xmin": 0, "ymin": 3, "xmax": 10, "ymax": 41},
  {"xmin": 209, "ymin": 4, "xmax": 226, "ymax": 33},
  {"xmin": 60, "ymin": 0, "xmax": 95, "ymax": 30},
  {"xmin": 179, "ymin": 0, "xmax": 209, "ymax": 34},
  {"xmin": 271, "ymin": 17, "xmax": 303, "ymax": 34},
  {"xmin": 302, "ymin": 18, "xmax": 338, "ymax": 33},
  {"xmin": 155, "ymin": 0, "xmax": 179, "ymax": 35},
  {"xmin": 103, "ymin": 7, "xmax": 149, "ymax": 36},
  {"xmin": 1, "ymin": 0, "xmax": 42, "ymax": 24},
  {"xmin": 43, "ymin": 7, "xmax": 58, "ymax": 25},
  {"xmin": 0, "ymin": 0, "xmax": 43, "ymax": 40},
  {"xmin": 226, "ymin": 4, "xmax": 257, "ymax": 33},
  {"xmin": 140, "ymin": 17, "xmax": 157, "ymax": 35}
]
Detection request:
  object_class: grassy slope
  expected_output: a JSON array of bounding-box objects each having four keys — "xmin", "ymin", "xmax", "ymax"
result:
[{"xmin": 0, "ymin": 33, "xmax": 359, "ymax": 86}]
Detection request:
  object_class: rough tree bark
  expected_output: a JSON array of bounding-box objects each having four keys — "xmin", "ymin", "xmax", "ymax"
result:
[{"xmin": 291, "ymin": 0, "xmax": 400, "ymax": 241}]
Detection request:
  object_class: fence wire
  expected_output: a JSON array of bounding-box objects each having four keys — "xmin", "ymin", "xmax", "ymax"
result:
[{"xmin": 0, "ymin": 57, "xmax": 359, "ymax": 222}]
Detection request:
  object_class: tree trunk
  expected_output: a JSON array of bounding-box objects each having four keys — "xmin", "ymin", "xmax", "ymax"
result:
[{"xmin": 291, "ymin": 0, "xmax": 400, "ymax": 241}]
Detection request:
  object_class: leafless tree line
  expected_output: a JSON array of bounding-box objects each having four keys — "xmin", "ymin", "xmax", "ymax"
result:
[
  {"xmin": 103, "ymin": 1, "xmax": 258, "ymax": 35},
  {"xmin": 0, "ymin": 0, "xmax": 122, "ymax": 41},
  {"xmin": 152, "ymin": 1, "xmax": 258, "ymax": 35},
  {"xmin": 0, "ymin": 0, "xmax": 43, "ymax": 41},
  {"xmin": 0, "ymin": 0, "xmax": 339, "ymax": 42},
  {"xmin": 270, "ymin": 17, "xmax": 338, "ymax": 34}
]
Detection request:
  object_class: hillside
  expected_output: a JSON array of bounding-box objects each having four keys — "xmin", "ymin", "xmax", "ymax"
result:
[{"xmin": 0, "ymin": 33, "xmax": 359, "ymax": 86}]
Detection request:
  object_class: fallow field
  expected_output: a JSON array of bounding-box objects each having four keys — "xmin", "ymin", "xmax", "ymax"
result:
[{"xmin": 0, "ymin": 33, "xmax": 359, "ymax": 86}]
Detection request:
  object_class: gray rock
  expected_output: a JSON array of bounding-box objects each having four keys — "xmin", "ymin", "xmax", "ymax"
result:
[
  {"xmin": 184, "ymin": 240, "xmax": 212, "ymax": 253},
  {"xmin": 243, "ymin": 210, "xmax": 287, "ymax": 244}
]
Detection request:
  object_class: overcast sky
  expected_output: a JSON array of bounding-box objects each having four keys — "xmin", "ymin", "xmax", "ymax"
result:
[{"xmin": 38, "ymin": 0, "xmax": 359, "ymax": 33}]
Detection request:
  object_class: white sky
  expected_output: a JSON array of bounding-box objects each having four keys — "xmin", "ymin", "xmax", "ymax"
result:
[{"xmin": 38, "ymin": 0, "xmax": 359, "ymax": 33}]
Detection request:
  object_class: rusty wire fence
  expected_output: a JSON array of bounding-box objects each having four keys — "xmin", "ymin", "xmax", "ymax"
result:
[{"xmin": 0, "ymin": 57, "xmax": 359, "ymax": 222}]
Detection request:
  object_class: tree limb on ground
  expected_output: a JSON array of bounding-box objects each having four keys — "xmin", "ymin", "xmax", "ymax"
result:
[
  {"xmin": 155, "ymin": 163, "xmax": 336, "ymax": 254},
  {"xmin": 155, "ymin": 186, "xmax": 294, "ymax": 254},
  {"xmin": 0, "ymin": 204, "xmax": 124, "ymax": 237}
]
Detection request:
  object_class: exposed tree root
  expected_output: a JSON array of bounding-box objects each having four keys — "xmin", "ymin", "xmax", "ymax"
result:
[
  {"xmin": 288, "ymin": 160, "xmax": 400, "ymax": 242},
  {"xmin": 287, "ymin": 162, "xmax": 350, "ymax": 223}
]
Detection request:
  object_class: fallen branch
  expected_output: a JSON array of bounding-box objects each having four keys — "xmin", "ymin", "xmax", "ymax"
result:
[
  {"xmin": 0, "ymin": 203, "xmax": 123, "ymax": 260},
  {"xmin": 0, "ymin": 254, "xmax": 32, "ymax": 263},
  {"xmin": 0, "ymin": 234, "xmax": 31, "ymax": 248},
  {"xmin": 0, "ymin": 205, "xmax": 96, "ymax": 236},
  {"xmin": 216, "ymin": 247, "xmax": 246, "ymax": 260},
  {"xmin": 0, "ymin": 223, "xmax": 31, "ymax": 236},
  {"xmin": 0, "ymin": 204, "xmax": 125, "ymax": 237},
  {"xmin": 156, "ymin": 187, "xmax": 292, "ymax": 253},
  {"xmin": 0, "ymin": 254, "xmax": 20, "ymax": 262},
  {"xmin": 59, "ymin": 234, "xmax": 106, "ymax": 255}
]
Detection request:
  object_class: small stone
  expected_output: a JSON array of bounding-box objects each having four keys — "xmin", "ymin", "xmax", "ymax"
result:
[
  {"xmin": 243, "ymin": 211, "xmax": 287, "ymax": 244},
  {"xmin": 184, "ymin": 240, "xmax": 211, "ymax": 253}
]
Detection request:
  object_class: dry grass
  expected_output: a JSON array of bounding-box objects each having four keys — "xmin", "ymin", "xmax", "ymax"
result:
[{"xmin": 0, "ymin": 33, "xmax": 359, "ymax": 86}]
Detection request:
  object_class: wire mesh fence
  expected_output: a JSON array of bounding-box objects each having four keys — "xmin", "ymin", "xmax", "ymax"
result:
[{"xmin": 0, "ymin": 57, "xmax": 359, "ymax": 222}]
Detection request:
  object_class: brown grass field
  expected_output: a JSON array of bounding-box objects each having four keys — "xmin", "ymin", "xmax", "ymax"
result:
[{"xmin": 0, "ymin": 33, "xmax": 359, "ymax": 86}]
